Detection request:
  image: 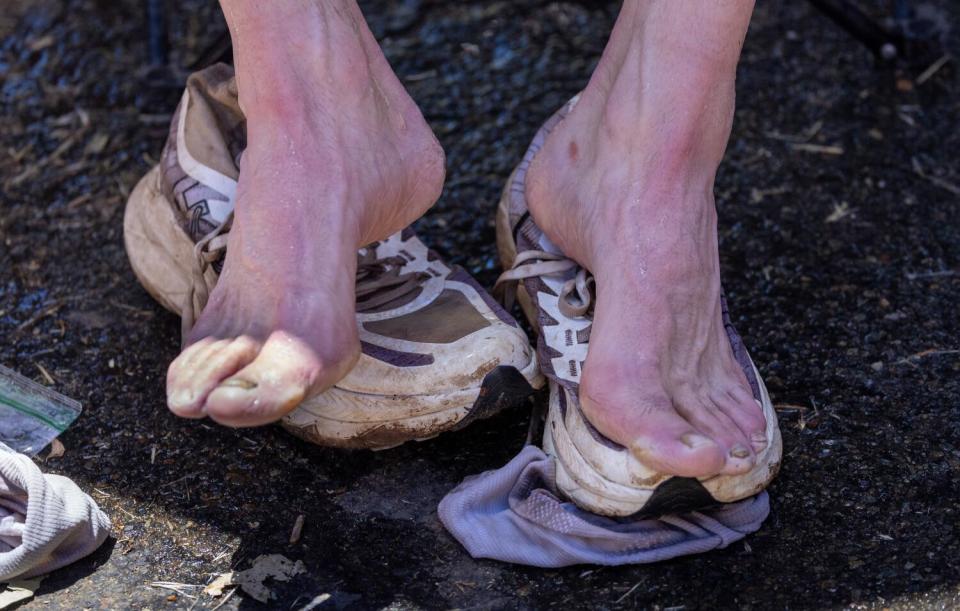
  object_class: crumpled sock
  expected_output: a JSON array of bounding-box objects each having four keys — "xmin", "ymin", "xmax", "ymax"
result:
[
  {"xmin": 438, "ymin": 445, "xmax": 769, "ymax": 567},
  {"xmin": 0, "ymin": 442, "xmax": 111, "ymax": 582}
]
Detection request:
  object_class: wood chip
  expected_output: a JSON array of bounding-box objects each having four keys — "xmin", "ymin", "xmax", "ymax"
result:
[
  {"xmin": 825, "ymin": 202, "xmax": 854, "ymax": 223},
  {"xmin": 84, "ymin": 132, "xmax": 110, "ymax": 155},
  {"xmin": 790, "ymin": 143, "xmax": 844, "ymax": 155},
  {"xmin": 46, "ymin": 438, "xmax": 65, "ymax": 460},
  {"xmin": 289, "ymin": 514, "xmax": 305, "ymax": 544},
  {"xmin": 203, "ymin": 573, "xmax": 235, "ymax": 597},
  {"xmin": 26, "ymin": 34, "xmax": 54, "ymax": 52}
]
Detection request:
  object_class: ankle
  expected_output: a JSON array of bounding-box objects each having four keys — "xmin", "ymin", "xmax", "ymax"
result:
[
  {"xmin": 598, "ymin": 77, "xmax": 734, "ymax": 179},
  {"xmin": 223, "ymin": 2, "xmax": 375, "ymax": 120}
]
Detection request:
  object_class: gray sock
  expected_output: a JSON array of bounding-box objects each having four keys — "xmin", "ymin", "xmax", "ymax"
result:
[
  {"xmin": 439, "ymin": 445, "xmax": 769, "ymax": 567},
  {"xmin": 0, "ymin": 443, "xmax": 111, "ymax": 582}
]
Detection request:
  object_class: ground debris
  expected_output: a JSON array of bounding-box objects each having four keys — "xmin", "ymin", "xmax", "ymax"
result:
[
  {"xmin": 230, "ymin": 554, "xmax": 306, "ymax": 603},
  {"xmin": 0, "ymin": 578, "xmax": 43, "ymax": 610},
  {"xmin": 289, "ymin": 514, "xmax": 305, "ymax": 544},
  {"xmin": 203, "ymin": 572, "xmax": 234, "ymax": 597},
  {"xmin": 790, "ymin": 142, "xmax": 844, "ymax": 155}
]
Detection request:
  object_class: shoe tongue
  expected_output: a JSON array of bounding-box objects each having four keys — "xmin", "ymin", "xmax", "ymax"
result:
[
  {"xmin": 178, "ymin": 68, "xmax": 244, "ymax": 186},
  {"xmin": 517, "ymin": 215, "xmax": 564, "ymax": 257},
  {"xmin": 536, "ymin": 232, "xmax": 563, "ymax": 256},
  {"xmin": 159, "ymin": 63, "xmax": 245, "ymax": 240}
]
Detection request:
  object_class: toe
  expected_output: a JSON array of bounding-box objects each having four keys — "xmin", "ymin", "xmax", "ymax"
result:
[
  {"xmin": 167, "ymin": 337, "xmax": 219, "ymax": 417},
  {"xmin": 167, "ymin": 336, "xmax": 261, "ymax": 418},
  {"xmin": 719, "ymin": 384, "xmax": 768, "ymax": 452},
  {"xmin": 580, "ymin": 381, "xmax": 728, "ymax": 478},
  {"xmin": 675, "ymin": 392, "xmax": 756, "ymax": 476},
  {"xmin": 627, "ymin": 404, "xmax": 728, "ymax": 478},
  {"xmin": 204, "ymin": 330, "xmax": 356, "ymax": 427}
]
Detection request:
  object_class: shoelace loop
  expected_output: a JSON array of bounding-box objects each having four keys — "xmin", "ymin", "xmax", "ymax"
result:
[
  {"xmin": 354, "ymin": 247, "xmax": 428, "ymax": 313},
  {"xmin": 494, "ymin": 249, "xmax": 595, "ymax": 318}
]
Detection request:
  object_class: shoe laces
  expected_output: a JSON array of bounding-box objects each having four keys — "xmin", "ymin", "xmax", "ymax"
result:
[
  {"xmin": 494, "ymin": 249, "xmax": 595, "ymax": 318},
  {"xmin": 355, "ymin": 247, "xmax": 428, "ymax": 313},
  {"xmin": 182, "ymin": 216, "xmax": 427, "ymax": 345}
]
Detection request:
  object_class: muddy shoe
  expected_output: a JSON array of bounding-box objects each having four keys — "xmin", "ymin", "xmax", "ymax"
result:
[
  {"xmin": 124, "ymin": 64, "xmax": 543, "ymax": 449},
  {"xmin": 495, "ymin": 96, "xmax": 781, "ymax": 517}
]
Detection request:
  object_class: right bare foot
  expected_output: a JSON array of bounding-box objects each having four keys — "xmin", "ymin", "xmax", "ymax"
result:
[
  {"xmin": 166, "ymin": 0, "xmax": 445, "ymax": 427},
  {"xmin": 524, "ymin": 0, "xmax": 762, "ymax": 477}
]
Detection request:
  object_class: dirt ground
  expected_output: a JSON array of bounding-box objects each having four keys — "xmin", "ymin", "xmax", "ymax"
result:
[{"xmin": 1, "ymin": 0, "xmax": 959, "ymax": 609}]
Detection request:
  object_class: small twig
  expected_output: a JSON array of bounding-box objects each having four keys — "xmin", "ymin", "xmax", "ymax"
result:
[
  {"xmin": 34, "ymin": 362, "xmax": 56, "ymax": 385},
  {"xmin": 114, "ymin": 504, "xmax": 137, "ymax": 520},
  {"xmin": 66, "ymin": 193, "xmax": 92, "ymax": 209},
  {"xmin": 112, "ymin": 301, "xmax": 155, "ymax": 316},
  {"xmin": 765, "ymin": 120, "xmax": 823, "ymax": 143},
  {"xmin": 614, "ymin": 582, "xmax": 643, "ymax": 604},
  {"xmin": 212, "ymin": 549, "xmax": 232, "ymax": 564},
  {"xmin": 916, "ymin": 54, "xmax": 951, "ymax": 85},
  {"xmin": 790, "ymin": 143, "xmax": 844, "ymax": 155},
  {"xmin": 912, "ymin": 157, "xmax": 960, "ymax": 196},
  {"xmin": 148, "ymin": 582, "xmax": 200, "ymax": 600},
  {"xmin": 25, "ymin": 347, "xmax": 57, "ymax": 359},
  {"xmin": 405, "ymin": 69, "xmax": 437, "ymax": 82},
  {"xmin": 896, "ymin": 349, "xmax": 960, "ymax": 366},
  {"xmin": 905, "ymin": 269, "xmax": 957, "ymax": 281},
  {"xmin": 15, "ymin": 303, "xmax": 63, "ymax": 334}
]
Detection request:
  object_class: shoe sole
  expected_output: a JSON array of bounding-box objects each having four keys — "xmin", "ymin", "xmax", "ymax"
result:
[
  {"xmin": 495, "ymin": 172, "xmax": 782, "ymax": 516},
  {"xmin": 125, "ymin": 166, "xmax": 544, "ymax": 450}
]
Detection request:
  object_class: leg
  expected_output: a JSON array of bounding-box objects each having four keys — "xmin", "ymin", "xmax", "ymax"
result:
[
  {"xmin": 525, "ymin": 0, "xmax": 762, "ymax": 476},
  {"xmin": 165, "ymin": 0, "xmax": 445, "ymax": 426}
]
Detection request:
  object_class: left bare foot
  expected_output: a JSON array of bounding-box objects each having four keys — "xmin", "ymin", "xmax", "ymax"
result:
[{"xmin": 166, "ymin": 0, "xmax": 445, "ymax": 426}]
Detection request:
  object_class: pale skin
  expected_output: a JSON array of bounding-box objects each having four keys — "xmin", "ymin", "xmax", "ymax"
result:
[{"xmin": 166, "ymin": 0, "xmax": 763, "ymax": 479}]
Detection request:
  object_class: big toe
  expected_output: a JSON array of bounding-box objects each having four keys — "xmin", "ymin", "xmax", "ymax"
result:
[
  {"xmin": 167, "ymin": 336, "xmax": 261, "ymax": 418},
  {"xmin": 581, "ymin": 385, "xmax": 728, "ymax": 478},
  {"xmin": 204, "ymin": 331, "xmax": 357, "ymax": 427},
  {"xmin": 627, "ymin": 410, "xmax": 730, "ymax": 478}
]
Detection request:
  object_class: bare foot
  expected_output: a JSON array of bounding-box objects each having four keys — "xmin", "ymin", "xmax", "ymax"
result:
[
  {"xmin": 525, "ymin": 0, "xmax": 764, "ymax": 477},
  {"xmin": 166, "ymin": 0, "xmax": 445, "ymax": 426}
]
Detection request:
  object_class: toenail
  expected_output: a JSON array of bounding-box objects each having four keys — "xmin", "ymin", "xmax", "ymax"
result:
[
  {"xmin": 220, "ymin": 378, "xmax": 258, "ymax": 390},
  {"xmin": 680, "ymin": 433, "xmax": 712, "ymax": 449},
  {"xmin": 730, "ymin": 445, "xmax": 751, "ymax": 459},
  {"xmin": 169, "ymin": 391, "xmax": 192, "ymax": 409},
  {"xmin": 750, "ymin": 432, "xmax": 768, "ymax": 448}
]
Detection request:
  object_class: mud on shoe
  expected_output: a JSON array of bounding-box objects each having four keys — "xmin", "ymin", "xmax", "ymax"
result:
[
  {"xmin": 124, "ymin": 64, "xmax": 544, "ymax": 449},
  {"xmin": 495, "ymin": 96, "xmax": 782, "ymax": 517}
]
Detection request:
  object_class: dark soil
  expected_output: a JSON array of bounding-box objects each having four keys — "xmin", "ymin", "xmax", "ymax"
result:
[{"xmin": 2, "ymin": 1, "xmax": 959, "ymax": 609}]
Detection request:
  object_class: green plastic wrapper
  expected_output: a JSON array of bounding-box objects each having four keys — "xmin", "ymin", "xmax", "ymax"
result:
[{"xmin": 0, "ymin": 364, "xmax": 81, "ymax": 456}]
